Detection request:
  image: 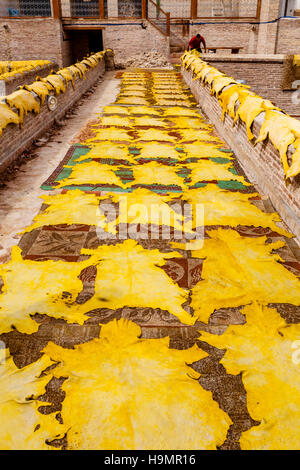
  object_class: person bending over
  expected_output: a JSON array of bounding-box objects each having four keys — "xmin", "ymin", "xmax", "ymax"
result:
[{"xmin": 188, "ymin": 33, "xmax": 207, "ymax": 53}]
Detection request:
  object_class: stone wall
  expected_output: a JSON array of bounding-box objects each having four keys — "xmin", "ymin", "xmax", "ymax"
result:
[
  {"xmin": 0, "ymin": 58, "xmax": 105, "ymax": 172},
  {"xmin": 0, "ymin": 18, "xmax": 66, "ymax": 67}
]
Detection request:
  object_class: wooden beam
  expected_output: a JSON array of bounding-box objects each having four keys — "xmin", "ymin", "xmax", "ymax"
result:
[
  {"xmin": 52, "ymin": 0, "xmax": 61, "ymax": 19},
  {"xmin": 63, "ymin": 25, "xmax": 106, "ymax": 31},
  {"xmin": 166, "ymin": 12, "xmax": 170, "ymax": 37},
  {"xmin": 142, "ymin": 0, "xmax": 147, "ymax": 19},
  {"xmin": 99, "ymin": 0, "xmax": 104, "ymax": 19},
  {"xmin": 191, "ymin": 0, "xmax": 197, "ymax": 19}
]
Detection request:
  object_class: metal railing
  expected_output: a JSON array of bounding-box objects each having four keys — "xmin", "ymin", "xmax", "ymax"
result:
[
  {"xmin": 195, "ymin": 0, "xmax": 260, "ymax": 19},
  {"xmin": 147, "ymin": 0, "xmax": 170, "ymax": 36},
  {"xmin": 118, "ymin": 0, "xmax": 142, "ymax": 18},
  {"xmin": 61, "ymin": 0, "xmax": 99, "ymax": 17}
]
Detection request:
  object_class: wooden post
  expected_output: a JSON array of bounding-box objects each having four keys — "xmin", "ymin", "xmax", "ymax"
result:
[
  {"xmin": 99, "ymin": 0, "xmax": 104, "ymax": 18},
  {"xmin": 52, "ymin": 0, "xmax": 61, "ymax": 19},
  {"xmin": 166, "ymin": 12, "xmax": 170, "ymax": 37},
  {"xmin": 142, "ymin": 0, "xmax": 147, "ymax": 19},
  {"xmin": 191, "ymin": 0, "xmax": 197, "ymax": 19}
]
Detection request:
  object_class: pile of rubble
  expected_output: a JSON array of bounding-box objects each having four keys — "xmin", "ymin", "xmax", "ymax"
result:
[{"xmin": 115, "ymin": 50, "xmax": 173, "ymax": 69}]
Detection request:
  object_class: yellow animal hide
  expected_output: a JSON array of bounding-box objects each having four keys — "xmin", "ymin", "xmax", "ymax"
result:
[
  {"xmin": 179, "ymin": 129, "xmax": 222, "ymax": 142},
  {"xmin": 182, "ymin": 143, "xmax": 233, "ymax": 159},
  {"xmin": 85, "ymin": 127, "xmax": 133, "ymax": 143},
  {"xmin": 135, "ymin": 142, "xmax": 179, "ymax": 159},
  {"xmin": 23, "ymin": 190, "xmax": 110, "ymax": 233},
  {"xmin": 200, "ymin": 303, "xmax": 300, "ymax": 450},
  {"xmin": 0, "ymin": 246, "xmax": 92, "ymax": 333},
  {"xmin": 188, "ymin": 229, "xmax": 300, "ymax": 322},
  {"xmin": 5, "ymin": 90, "xmax": 40, "ymax": 124},
  {"xmin": 135, "ymin": 129, "xmax": 175, "ymax": 142},
  {"xmin": 181, "ymin": 185, "xmax": 290, "ymax": 236},
  {"xmin": 128, "ymin": 162, "xmax": 184, "ymax": 188},
  {"xmin": 171, "ymin": 117, "xmax": 210, "ymax": 130},
  {"xmin": 0, "ymin": 352, "xmax": 57, "ymax": 450},
  {"xmin": 256, "ymin": 110, "xmax": 300, "ymax": 177},
  {"xmin": 187, "ymin": 161, "xmax": 250, "ymax": 185},
  {"xmin": 42, "ymin": 318, "xmax": 231, "ymax": 449},
  {"xmin": 74, "ymin": 142, "xmax": 133, "ymax": 163},
  {"xmin": 0, "ymin": 103, "xmax": 19, "ymax": 136},
  {"xmin": 105, "ymin": 188, "xmax": 187, "ymax": 234},
  {"xmin": 57, "ymin": 161, "xmax": 125, "ymax": 188},
  {"xmin": 77, "ymin": 240, "xmax": 193, "ymax": 325},
  {"xmin": 102, "ymin": 106, "xmax": 130, "ymax": 115}
]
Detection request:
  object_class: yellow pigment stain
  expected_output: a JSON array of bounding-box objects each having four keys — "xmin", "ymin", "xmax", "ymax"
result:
[
  {"xmin": 0, "ymin": 246, "xmax": 92, "ymax": 333},
  {"xmin": 42, "ymin": 318, "xmax": 231, "ymax": 449},
  {"xmin": 76, "ymin": 240, "xmax": 193, "ymax": 325},
  {"xmin": 56, "ymin": 162, "xmax": 125, "ymax": 188},
  {"xmin": 187, "ymin": 161, "xmax": 250, "ymax": 186},
  {"xmin": 0, "ymin": 352, "xmax": 57, "ymax": 449},
  {"xmin": 127, "ymin": 162, "xmax": 184, "ymax": 188},
  {"xmin": 186, "ymin": 229, "xmax": 300, "ymax": 323},
  {"xmin": 200, "ymin": 303, "xmax": 300, "ymax": 450}
]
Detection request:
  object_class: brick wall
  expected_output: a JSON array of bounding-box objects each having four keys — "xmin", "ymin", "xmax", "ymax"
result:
[
  {"xmin": 201, "ymin": 54, "xmax": 300, "ymax": 116},
  {"xmin": 0, "ymin": 62, "xmax": 57, "ymax": 96},
  {"xmin": 257, "ymin": 0, "xmax": 281, "ymax": 54},
  {"xmin": 182, "ymin": 66, "xmax": 300, "ymax": 241},
  {"xmin": 276, "ymin": 17, "xmax": 300, "ymax": 54},
  {"xmin": 0, "ymin": 59, "xmax": 105, "ymax": 172}
]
